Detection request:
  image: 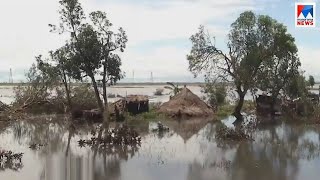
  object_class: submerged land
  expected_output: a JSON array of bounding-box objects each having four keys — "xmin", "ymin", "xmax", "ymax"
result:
[{"xmin": 1, "ymin": 0, "xmax": 320, "ymax": 179}]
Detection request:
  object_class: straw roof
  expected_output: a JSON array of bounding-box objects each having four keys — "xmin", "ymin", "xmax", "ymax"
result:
[{"xmin": 158, "ymin": 88, "xmax": 213, "ymax": 118}]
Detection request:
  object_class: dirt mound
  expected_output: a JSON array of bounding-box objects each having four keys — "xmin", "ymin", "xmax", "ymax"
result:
[{"xmin": 157, "ymin": 87, "xmax": 213, "ymax": 118}]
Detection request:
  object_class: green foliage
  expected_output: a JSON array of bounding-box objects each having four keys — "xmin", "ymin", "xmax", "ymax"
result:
[
  {"xmin": 13, "ymin": 63, "xmax": 64, "ymax": 114},
  {"xmin": 71, "ymin": 84, "xmax": 98, "ymax": 110},
  {"xmin": 255, "ymin": 17, "xmax": 301, "ymax": 103},
  {"xmin": 36, "ymin": 45, "xmax": 78, "ymax": 110},
  {"xmin": 187, "ymin": 11, "xmax": 301, "ymax": 118},
  {"xmin": 215, "ymin": 104, "xmax": 234, "ymax": 119},
  {"xmin": 13, "ymin": 64, "xmax": 53, "ymax": 105},
  {"xmin": 164, "ymin": 82, "xmax": 182, "ymax": 96},
  {"xmin": 308, "ymin": 75, "xmax": 315, "ymax": 88},
  {"xmin": 50, "ymin": 0, "xmax": 128, "ymax": 113},
  {"xmin": 284, "ymin": 73, "xmax": 308, "ymax": 99},
  {"xmin": 125, "ymin": 109, "xmax": 163, "ymax": 122},
  {"xmin": 215, "ymin": 100, "xmax": 255, "ymax": 120},
  {"xmin": 89, "ymin": 10, "xmax": 127, "ymax": 108},
  {"xmin": 101, "ymin": 53, "xmax": 125, "ymax": 86},
  {"xmin": 202, "ymin": 81, "xmax": 227, "ymax": 107},
  {"xmin": 154, "ymin": 88, "xmax": 164, "ymax": 96},
  {"xmin": 71, "ymin": 24, "xmax": 102, "ymax": 78}
]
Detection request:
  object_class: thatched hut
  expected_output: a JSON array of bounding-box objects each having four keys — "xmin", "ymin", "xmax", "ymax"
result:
[
  {"xmin": 109, "ymin": 95, "xmax": 149, "ymax": 120},
  {"xmin": 126, "ymin": 95, "xmax": 149, "ymax": 115},
  {"xmin": 157, "ymin": 87, "xmax": 213, "ymax": 118}
]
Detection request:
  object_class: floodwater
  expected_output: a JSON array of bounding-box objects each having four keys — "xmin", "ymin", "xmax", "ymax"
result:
[{"xmin": 1, "ymin": 115, "xmax": 320, "ymax": 180}]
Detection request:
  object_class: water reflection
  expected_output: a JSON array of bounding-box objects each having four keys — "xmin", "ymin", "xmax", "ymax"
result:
[{"xmin": 0, "ymin": 116, "xmax": 320, "ymax": 180}]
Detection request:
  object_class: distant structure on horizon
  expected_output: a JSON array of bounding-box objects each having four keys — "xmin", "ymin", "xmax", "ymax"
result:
[
  {"xmin": 150, "ymin": 72, "xmax": 154, "ymax": 83},
  {"xmin": 9, "ymin": 68, "xmax": 13, "ymax": 83}
]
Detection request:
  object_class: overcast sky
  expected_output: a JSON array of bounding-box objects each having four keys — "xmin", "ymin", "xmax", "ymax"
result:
[{"xmin": 0, "ymin": 0, "xmax": 319, "ymax": 82}]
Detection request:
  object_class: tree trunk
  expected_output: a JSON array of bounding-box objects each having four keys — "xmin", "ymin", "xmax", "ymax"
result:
[
  {"xmin": 102, "ymin": 63, "xmax": 109, "ymax": 127},
  {"xmin": 102, "ymin": 63, "xmax": 107, "ymax": 107},
  {"xmin": 233, "ymin": 92, "xmax": 245, "ymax": 121},
  {"xmin": 62, "ymin": 73, "xmax": 72, "ymax": 112},
  {"xmin": 270, "ymin": 96, "xmax": 276, "ymax": 116},
  {"xmin": 90, "ymin": 75, "xmax": 104, "ymax": 113}
]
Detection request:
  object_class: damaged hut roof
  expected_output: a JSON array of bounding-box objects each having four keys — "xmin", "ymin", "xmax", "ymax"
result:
[
  {"xmin": 157, "ymin": 87, "xmax": 213, "ymax": 118},
  {"xmin": 126, "ymin": 95, "xmax": 148, "ymax": 102}
]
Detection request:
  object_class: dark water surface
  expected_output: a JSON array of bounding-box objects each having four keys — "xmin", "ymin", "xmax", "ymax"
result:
[{"xmin": 1, "ymin": 115, "xmax": 320, "ymax": 180}]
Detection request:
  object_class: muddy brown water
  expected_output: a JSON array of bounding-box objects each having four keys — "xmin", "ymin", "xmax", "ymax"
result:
[{"xmin": 0, "ymin": 115, "xmax": 320, "ymax": 180}]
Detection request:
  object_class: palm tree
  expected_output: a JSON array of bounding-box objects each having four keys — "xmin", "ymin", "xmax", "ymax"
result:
[{"xmin": 164, "ymin": 82, "xmax": 183, "ymax": 96}]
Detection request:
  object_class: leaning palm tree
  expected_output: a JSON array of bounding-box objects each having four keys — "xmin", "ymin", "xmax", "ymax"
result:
[{"xmin": 164, "ymin": 82, "xmax": 183, "ymax": 96}]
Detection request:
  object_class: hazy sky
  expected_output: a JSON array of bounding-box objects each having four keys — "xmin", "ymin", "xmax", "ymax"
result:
[{"xmin": 0, "ymin": 0, "xmax": 319, "ymax": 82}]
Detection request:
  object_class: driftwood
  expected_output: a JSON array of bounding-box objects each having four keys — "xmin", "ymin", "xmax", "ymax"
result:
[{"xmin": 0, "ymin": 101, "xmax": 25, "ymax": 121}]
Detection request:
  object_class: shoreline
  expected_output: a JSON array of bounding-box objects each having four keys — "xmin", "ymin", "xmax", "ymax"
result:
[{"xmin": 0, "ymin": 82, "xmax": 207, "ymax": 87}]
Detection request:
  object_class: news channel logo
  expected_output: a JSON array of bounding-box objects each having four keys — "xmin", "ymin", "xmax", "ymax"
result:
[{"xmin": 295, "ymin": 2, "xmax": 316, "ymax": 27}]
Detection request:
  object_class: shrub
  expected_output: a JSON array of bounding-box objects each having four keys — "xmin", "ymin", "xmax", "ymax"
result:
[
  {"xmin": 202, "ymin": 82, "xmax": 227, "ymax": 108},
  {"xmin": 71, "ymin": 84, "xmax": 98, "ymax": 110},
  {"xmin": 154, "ymin": 88, "xmax": 164, "ymax": 96}
]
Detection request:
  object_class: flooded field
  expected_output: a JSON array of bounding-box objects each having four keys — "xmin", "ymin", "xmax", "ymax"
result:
[
  {"xmin": 0, "ymin": 84, "xmax": 257, "ymax": 105},
  {"xmin": 0, "ymin": 115, "xmax": 320, "ymax": 180}
]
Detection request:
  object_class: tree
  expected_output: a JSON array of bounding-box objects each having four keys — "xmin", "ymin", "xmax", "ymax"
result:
[
  {"xmin": 50, "ymin": 0, "xmax": 103, "ymax": 112},
  {"xmin": 284, "ymin": 73, "xmax": 308, "ymax": 99},
  {"xmin": 49, "ymin": 46, "xmax": 76, "ymax": 111},
  {"xmin": 34, "ymin": 42, "xmax": 86, "ymax": 113},
  {"xmin": 50, "ymin": 0, "xmax": 127, "ymax": 119},
  {"xmin": 187, "ymin": 11, "xmax": 275, "ymax": 120},
  {"xmin": 90, "ymin": 11, "xmax": 127, "ymax": 110},
  {"xmin": 164, "ymin": 82, "xmax": 183, "ymax": 96},
  {"xmin": 308, "ymin": 75, "xmax": 315, "ymax": 88},
  {"xmin": 255, "ymin": 19, "xmax": 301, "ymax": 113},
  {"xmin": 69, "ymin": 24, "xmax": 104, "ymax": 112},
  {"xmin": 13, "ymin": 60, "xmax": 58, "ymax": 110},
  {"xmin": 202, "ymin": 80, "xmax": 227, "ymax": 108}
]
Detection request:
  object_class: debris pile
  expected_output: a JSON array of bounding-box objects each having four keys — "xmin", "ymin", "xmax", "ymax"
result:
[
  {"xmin": 78, "ymin": 125, "xmax": 141, "ymax": 148},
  {"xmin": 215, "ymin": 124, "xmax": 253, "ymax": 141},
  {"xmin": 151, "ymin": 121, "xmax": 169, "ymax": 132},
  {"xmin": 210, "ymin": 160, "xmax": 232, "ymax": 170},
  {"xmin": 0, "ymin": 150, "xmax": 24, "ymax": 171},
  {"xmin": 0, "ymin": 101, "xmax": 9, "ymax": 112},
  {"xmin": 29, "ymin": 143, "xmax": 47, "ymax": 150},
  {"xmin": 158, "ymin": 87, "xmax": 213, "ymax": 118}
]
